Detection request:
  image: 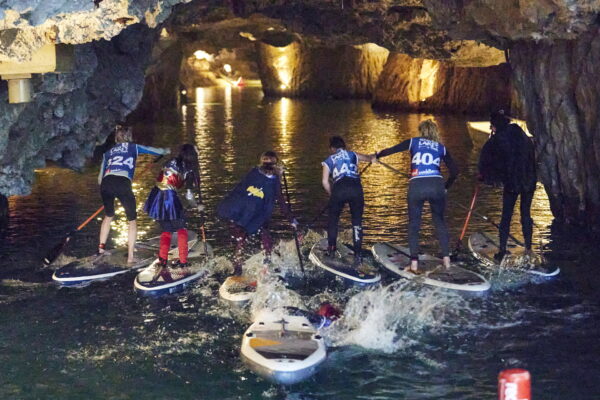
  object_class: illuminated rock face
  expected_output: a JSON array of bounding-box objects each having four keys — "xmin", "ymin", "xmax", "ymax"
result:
[
  {"xmin": 372, "ymin": 53, "xmax": 512, "ymax": 114},
  {"xmin": 256, "ymin": 42, "xmax": 389, "ymax": 98},
  {"xmin": 511, "ymin": 33, "xmax": 600, "ymax": 226}
]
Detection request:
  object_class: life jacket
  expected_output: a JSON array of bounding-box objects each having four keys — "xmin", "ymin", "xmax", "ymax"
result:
[
  {"xmin": 408, "ymin": 137, "xmax": 446, "ymax": 179},
  {"xmin": 217, "ymin": 167, "xmax": 280, "ymax": 234},
  {"xmin": 322, "ymin": 149, "xmax": 360, "ymax": 184},
  {"xmin": 102, "ymin": 142, "xmax": 139, "ymax": 181}
]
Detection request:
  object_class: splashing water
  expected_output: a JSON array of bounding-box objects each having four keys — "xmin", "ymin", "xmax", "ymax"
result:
[{"xmin": 326, "ymin": 281, "xmax": 468, "ymax": 353}]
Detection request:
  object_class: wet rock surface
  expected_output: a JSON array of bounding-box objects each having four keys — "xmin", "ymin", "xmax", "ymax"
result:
[{"xmin": 0, "ymin": 25, "xmax": 154, "ymax": 196}]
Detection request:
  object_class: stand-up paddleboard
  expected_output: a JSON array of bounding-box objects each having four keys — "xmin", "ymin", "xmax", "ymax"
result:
[
  {"xmin": 372, "ymin": 242, "xmax": 490, "ymax": 292},
  {"xmin": 241, "ymin": 309, "xmax": 327, "ymax": 385},
  {"xmin": 468, "ymin": 232, "xmax": 560, "ymax": 277},
  {"xmin": 52, "ymin": 232, "xmax": 198, "ymax": 286},
  {"xmin": 134, "ymin": 260, "xmax": 210, "ymax": 297},
  {"xmin": 219, "ymin": 275, "xmax": 257, "ymax": 306},
  {"xmin": 309, "ymin": 239, "xmax": 380, "ymax": 285}
]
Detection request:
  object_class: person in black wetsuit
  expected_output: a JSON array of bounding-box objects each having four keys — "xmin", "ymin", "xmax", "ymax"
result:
[
  {"xmin": 374, "ymin": 119, "xmax": 458, "ymax": 274},
  {"xmin": 478, "ymin": 111, "xmax": 537, "ymax": 262},
  {"xmin": 217, "ymin": 151, "xmax": 298, "ymax": 276},
  {"xmin": 321, "ymin": 136, "xmax": 372, "ymax": 266}
]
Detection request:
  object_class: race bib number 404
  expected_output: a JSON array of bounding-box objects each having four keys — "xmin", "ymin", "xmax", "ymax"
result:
[{"xmin": 411, "ymin": 152, "xmax": 440, "ymax": 166}]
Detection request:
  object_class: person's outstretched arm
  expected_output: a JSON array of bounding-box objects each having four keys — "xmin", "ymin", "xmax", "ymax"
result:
[{"xmin": 375, "ymin": 139, "xmax": 411, "ymax": 159}]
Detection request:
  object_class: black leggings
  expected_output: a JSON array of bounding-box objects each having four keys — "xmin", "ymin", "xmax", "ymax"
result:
[
  {"xmin": 327, "ymin": 178, "xmax": 364, "ymax": 254},
  {"xmin": 100, "ymin": 175, "xmax": 137, "ymax": 221},
  {"xmin": 499, "ymin": 188, "xmax": 534, "ymax": 251},
  {"xmin": 408, "ymin": 178, "xmax": 449, "ymax": 259}
]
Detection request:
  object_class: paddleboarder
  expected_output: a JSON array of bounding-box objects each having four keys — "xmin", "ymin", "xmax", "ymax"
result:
[
  {"xmin": 217, "ymin": 151, "xmax": 299, "ymax": 276},
  {"xmin": 321, "ymin": 136, "xmax": 372, "ymax": 266},
  {"xmin": 98, "ymin": 124, "xmax": 169, "ymax": 264},
  {"xmin": 144, "ymin": 144, "xmax": 204, "ymax": 281},
  {"xmin": 478, "ymin": 110, "xmax": 537, "ymax": 261},
  {"xmin": 374, "ymin": 119, "xmax": 458, "ymax": 274}
]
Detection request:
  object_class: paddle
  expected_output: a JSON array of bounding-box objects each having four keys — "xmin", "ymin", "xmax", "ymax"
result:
[
  {"xmin": 452, "ymin": 202, "xmax": 525, "ymax": 246},
  {"xmin": 43, "ymin": 155, "xmax": 164, "ymax": 265},
  {"xmin": 376, "ymin": 160, "xmax": 526, "ymax": 245},
  {"xmin": 281, "ymin": 170, "xmax": 305, "ymax": 276},
  {"xmin": 454, "ymin": 184, "xmax": 480, "ymax": 253},
  {"xmin": 309, "ymin": 161, "xmax": 373, "ymax": 227}
]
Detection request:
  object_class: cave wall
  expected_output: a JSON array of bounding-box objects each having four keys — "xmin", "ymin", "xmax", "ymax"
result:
[
  {"xmin": 0, "ymin": 25, "xmax": 155, "ymax": 196},
  {"xmin": 256, "ymin": 42, "xmax": 389, "ymax": 98},
  {"xmin": 511, "ymin": 30, "xmax": 600, "ymax": 227},
  {"xmin": 372, "ymin": 53, "xmax": 512, "ymax": 114}
]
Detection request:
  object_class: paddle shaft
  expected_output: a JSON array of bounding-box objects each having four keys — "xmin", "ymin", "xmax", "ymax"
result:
[
  {"xmin": 281, "ymin": 170, "xmax": 305, "ymax": 275},
  {"xmin": 456, "ymin": 184, "xmax": 480, "ymax": 250},
  {"xmin": 43, "ymin": 155, "xmax": 164, "ymax": 265},
  {"xmin": 377, "ymin": 160, "xmax": 527, "ymax": 246}
]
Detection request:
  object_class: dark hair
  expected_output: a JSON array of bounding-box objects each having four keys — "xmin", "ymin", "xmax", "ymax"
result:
[
  {"xmin": 178, "ymin": 144, "xmax": 200, "ymax": 188},
  {"xmin": 329, "ymin": 136, "xmax": 346, "ymax": 149},
  {"xmin": 490, "ymin": 110, "xmax": 510, "ymax": 131},
  {"xmin": 261, "ymin": 150, "xmax": 278, "ymax": 160}
]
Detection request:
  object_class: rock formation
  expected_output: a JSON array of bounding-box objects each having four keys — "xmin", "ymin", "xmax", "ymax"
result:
[
  {"xmin": 257, "ymin": 42, "xmax": 389, "ymax": 98},
  {"xmin": 373, "ymin": 53, "xmax": 511, "ymax": 114}
]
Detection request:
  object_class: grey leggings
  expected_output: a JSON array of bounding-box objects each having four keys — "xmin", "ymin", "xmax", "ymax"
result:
[{"xmin": 408, "ymin": 177, "xmax": 450, "ymax": 259}]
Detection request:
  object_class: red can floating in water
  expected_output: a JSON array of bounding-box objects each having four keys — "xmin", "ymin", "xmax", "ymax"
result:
[{"xmin": 498, "ymin": 369, "xmax": 531, "ymax": 400}]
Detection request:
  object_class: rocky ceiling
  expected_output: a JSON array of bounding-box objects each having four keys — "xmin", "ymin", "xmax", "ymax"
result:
[{"xmin": 2, "ymin": 0, "xmax": 600, "ymax": 227}]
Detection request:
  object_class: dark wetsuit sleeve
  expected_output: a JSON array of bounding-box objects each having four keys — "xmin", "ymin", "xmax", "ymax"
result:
[
  {"xmin": 443, "ymin": 151, "xmax": 459, "ymax": 189},
  {"xmin": 376, "ymin": 139, "xmax": 411, "ymax": 158}
]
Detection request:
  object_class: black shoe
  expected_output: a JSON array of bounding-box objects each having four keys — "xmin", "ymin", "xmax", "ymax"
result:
[{"xmin": 493, "ymin": 251, "xmax": 506, "ymax": 262}]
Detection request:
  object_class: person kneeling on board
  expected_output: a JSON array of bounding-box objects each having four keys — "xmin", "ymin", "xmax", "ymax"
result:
[
  {"xmin": 478, "ymin": 110, "xmax": 537, "ymax": 262},
  {"xmin": 144, "ymin": 144, "xmax": 203, "ymax": 281},
  {"xmin": 374, "ymin": 119, "xmax": 458, "ymax": 274},
  {"xmin": 98, "ymin": 124, "xmax": 169, "ymax": 264},
  {"xmin": 217, "ymin": 151, "xmax": 299, "ymax": 276}
]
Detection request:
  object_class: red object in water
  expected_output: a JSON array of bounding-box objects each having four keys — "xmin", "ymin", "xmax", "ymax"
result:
[
  {"xmin": 317, "ymin": 303, "xmax": 341, "ymax": 320},
  {"xmin": 498, "ymin": 369, "xmax": 531, "ymax": 400}
]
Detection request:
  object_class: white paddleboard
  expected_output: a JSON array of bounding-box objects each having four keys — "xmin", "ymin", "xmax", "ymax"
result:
[
  {"xmin": 219, "ymin": 275, "xmax": 257, "ymax": 305},
  {"xmin": 241, "ymin": 309, "xmax": 326, "ymax": 385},
  {"xmin": 309, "ymin": 238, "xmax": 381, "ymax": 285},
  {"xmin": 372, "ymin": 242, "xmax": 490, "ymax": 292},
  {"xmin": 53, "ymin": 231, "xmax": 198, "ymax": 286},
  {"xmin": 133, "ymin": 241, "xmax": 212, "ymax": 296},
  {"xmin": 468, "ymin": 231, "xmax": 560, "ymax": 277}
]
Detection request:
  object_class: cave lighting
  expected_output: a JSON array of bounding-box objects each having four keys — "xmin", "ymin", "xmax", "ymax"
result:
[
  {"xmin": 223, "ymin": 64, "xmax": 232, "ymax": 73},
  {"xmin": 194, "ymin": 50, "xmax": 213, "ymax": 61},
  {"xmin": 274, "ymin": 45, "xmax": 293, "ymax": 91},
  {"xmin": 418, "ymin": 59, "xmax": 439, "ymax": 101},
  {"xmin": 181, "ymin": 89, "xmax": 187, "ymax": 95}
]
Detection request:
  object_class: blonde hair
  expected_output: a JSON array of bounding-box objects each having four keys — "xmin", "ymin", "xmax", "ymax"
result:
[
  {"xmin": 418, "ymin": 119, "xmax": 440, "ymax": 142},
  {"xmin": 115, "ymin": 124, "xmax": 133, "ymax": 143}
]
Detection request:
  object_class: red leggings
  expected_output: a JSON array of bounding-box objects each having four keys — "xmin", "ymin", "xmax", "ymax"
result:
[{"xmin": 159, "ymin": 228, "xmax": 188, "ymax": 263}]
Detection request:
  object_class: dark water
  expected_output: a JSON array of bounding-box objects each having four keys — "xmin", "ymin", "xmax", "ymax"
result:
[{"xmin": 1, "ymin": 86, "xmax": 599, "ymax": 399}]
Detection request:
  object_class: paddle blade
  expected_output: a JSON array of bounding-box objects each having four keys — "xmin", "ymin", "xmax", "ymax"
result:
[{"xmin": 43, "ymin": 235, "xmax": 71, "ymax": 265}]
